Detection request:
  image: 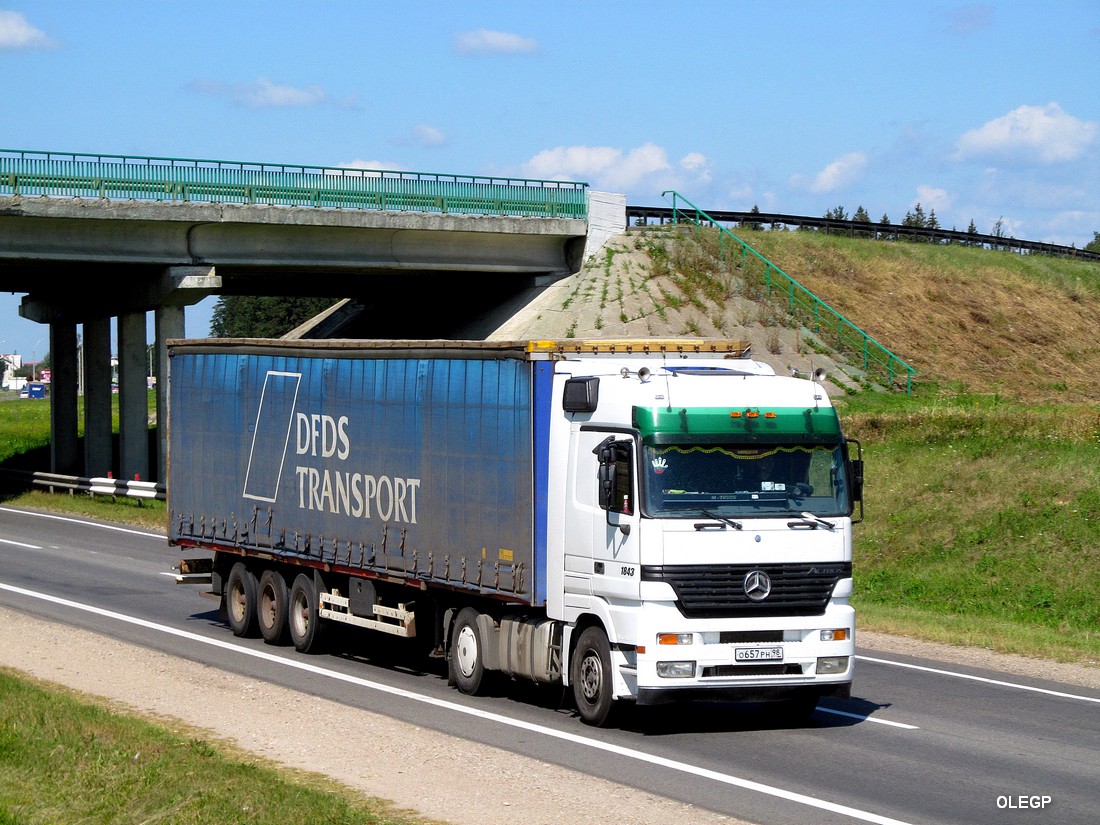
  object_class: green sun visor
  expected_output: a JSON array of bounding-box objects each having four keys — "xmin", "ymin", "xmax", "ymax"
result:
[{"xmin": 633, "ymin": 405, "xmax": 843, "ymax": 445}]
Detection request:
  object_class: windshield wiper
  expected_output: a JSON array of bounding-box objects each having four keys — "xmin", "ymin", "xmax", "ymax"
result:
[
  {"xmin": 694, "ymin": 510, "xmax": 743, "ymax": 531},
  {"xmin": 789, "ymin": 512, "xmax": 836, "ymax": 530}
]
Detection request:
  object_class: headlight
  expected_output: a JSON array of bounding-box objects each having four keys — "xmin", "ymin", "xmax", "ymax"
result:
[
  {"xmin": 656, "ymin": 661, "xmax": 696, "ymax": 678},
  {"xmin": 816, "ymin": 656, "xmax": 850, "ymax": 674}
]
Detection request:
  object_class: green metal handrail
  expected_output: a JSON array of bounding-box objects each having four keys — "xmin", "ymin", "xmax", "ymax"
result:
[
  {"xmin": 662, "ymin": 191, "xmax": 916, "ymax": 394},
  {"xmin": 0, "ymin": 149, "xmax": 589, "ymax": 220}
]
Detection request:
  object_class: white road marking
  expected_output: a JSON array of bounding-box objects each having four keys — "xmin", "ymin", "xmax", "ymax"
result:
[
  {"xmin": 1, "ymin": 580, "xmax": 915, "ymax": 825},
  {"xmin": 0, "ymin": 537, "xmax": 42, "ymax": 549},
  {"xmin": 0, "ymin": 506, "xmax": 163, "ymax": 539},
  {"xmin": 816, "ymin": 706, "xmax": 919, "ymax": 729},
  {"xmin": 857, "ymin": 655, "xmax": 1100, "ymax": 705}
]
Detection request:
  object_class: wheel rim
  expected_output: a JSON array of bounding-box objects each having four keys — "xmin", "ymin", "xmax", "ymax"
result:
[
  {"xmin": 290, "ymin": 591, "xmax": 309, "ymax": 638},
  {"xmin": 228, "ymin": 581, "xmax": 246, "ymax": 624},
  {"xmin": 579, "ymin": 650, "xmax": 602, "ymax": 704},
  {"xmin": 259, "ymin": 586, "xmax": 275, "ymax": 628},
  {"xmin": 455, "ymin": 625, "xmax": 478, "ymax": 678}
]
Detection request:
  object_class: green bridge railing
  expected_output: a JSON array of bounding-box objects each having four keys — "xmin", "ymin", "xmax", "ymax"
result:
[
  {"xmin": 0, "ymin": 149, "xmax": 589, "ymax": 220},
  {"xmin": 662, "ymin": 191, "xmax": 916, "ymax": 394}
]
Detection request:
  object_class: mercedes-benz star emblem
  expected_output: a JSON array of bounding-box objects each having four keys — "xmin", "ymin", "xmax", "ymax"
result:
[{"xmin": 743, "ymin": 569, "xmax": 772, "ymax": 601}]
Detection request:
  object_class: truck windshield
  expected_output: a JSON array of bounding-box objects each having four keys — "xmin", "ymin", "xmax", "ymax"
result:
[{"xmin": 642, "ymin": 443, "xmax": 850, "ymax": 518}]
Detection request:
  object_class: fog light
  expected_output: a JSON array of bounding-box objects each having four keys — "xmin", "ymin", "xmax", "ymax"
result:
[
  {"xmin": 657, "ymin": 633, "xmax": 693, "ymax": 645},
  {"xmin": 816, "ymin": 656, "xmax": 849, "ymax": 674},
  {"xmin": 656, "ymin": 661, "xmax": 696, "ymax": 678},
  {"xmin": 820, "ymin": 628, "xmax": 848, "ymax": 642}
]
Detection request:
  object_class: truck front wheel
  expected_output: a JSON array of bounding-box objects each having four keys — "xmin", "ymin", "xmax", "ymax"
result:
[
  {"xmin": 572, "ymin": 626, "xmax": 615, "ymax": 726},
  {"xmin": 288, "ymin": 573, "xmax": 323, "ymax": 653},
  {"xmin": 226, "ymin": 563, "xmax": 258, "ymax": 638},
  {"xmin": 450, "ymin": 607, "xmax": 487, "ymax": 695}
]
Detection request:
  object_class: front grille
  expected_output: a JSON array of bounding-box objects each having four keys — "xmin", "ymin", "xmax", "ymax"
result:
[
  {"xmin": 719, "ymin": 630, "xmax": 783, "ymax": 643},
  {"xmin": 702, "ymin": 664, "xmax": 804, "ymax": 677},
  {"xmin": 642, "ymin": 562, "xmax": 851, "ymax": 618}
]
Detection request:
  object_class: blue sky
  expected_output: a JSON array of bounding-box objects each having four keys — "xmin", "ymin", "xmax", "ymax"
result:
[{"xmin": 2, "ymin": 1, "xmax": 1098, "ymax": 360}]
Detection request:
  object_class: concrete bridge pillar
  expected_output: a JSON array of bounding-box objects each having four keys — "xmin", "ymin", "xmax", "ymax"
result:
[
  {"xmin": 49, "ymin": 322, "xmax": 80, "ymax": 476},
  {"xmin": 81, "ymin": 317, "xmax": 113, "ymax": 478},
  {"xmin": 154, "ymin": 304, "xmax": 185, "ymax": 482},
  {"xmin": 117, "ymin": 312, "xmax": 148, "ymax": 482}
]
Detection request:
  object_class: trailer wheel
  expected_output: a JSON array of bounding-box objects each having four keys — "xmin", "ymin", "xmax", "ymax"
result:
[
  {"xmin": 450, "ymin": 607, "xmax": 486, "ymax": 695},
  {"xmin": 572, "ymin": 626, "xmax": 615, "ymax": 726},
  {"xmin": 257, "ymin": 569, "xmax": 289, "ymax": 645},
  {"xmin": 288, "ymin": 573, "xmax": 323, "ymax": 654},
  {"xmin": 226, "ymin": 563, "xmax": 258, "ymax": 638}
]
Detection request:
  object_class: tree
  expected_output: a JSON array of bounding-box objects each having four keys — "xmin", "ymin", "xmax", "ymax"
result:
[
  {"xmin": 967, "ymin": 219, "xmax": 979, "ymax": 247},
  {"xmin": 852, "ymin": 206, "xmax": 871, "ymax": 238},
  {"xmin": 210, "ymin": 296, "xmax": 341, "ymax": 339},
  {"xmin": 742, "ymin": 204, "xmax": 763, "ymax": 232},
  {"xmin": 1085, "ymin": 232, "xmax": 1100, "ymax": 254}
]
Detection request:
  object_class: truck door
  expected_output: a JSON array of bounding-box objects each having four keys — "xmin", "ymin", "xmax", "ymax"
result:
[{"xmin": 562, "ymin": 429, "xmax": 640, "ymax": 619}]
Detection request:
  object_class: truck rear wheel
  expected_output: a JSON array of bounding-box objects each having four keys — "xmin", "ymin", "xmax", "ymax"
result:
[
  {"xmin": 226, "ymin": 563, "xmax": 258, "ymax": 638},
  {"xmin": 288, "ymin": 573, "xmax": 323, "ymax": 653},
  {"xmin": 572, "ymin": 626, "xmax": 615, "ymax": 726},
  {"xmin": 450, "ymin": 607, "xmax": 487, "ymax": 695},
  {"xmin": 257, "ymin": 569, "xmax": 289, "ymax": 645}
]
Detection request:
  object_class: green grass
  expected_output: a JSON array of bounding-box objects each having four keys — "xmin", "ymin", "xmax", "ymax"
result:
[
  {"xmin": 838, "ymin": 391, "xmax": 1100, "ymax": 663},
  {"xmin": 0, "ymin": 670, "xmax": 432, "ymax": 825}
]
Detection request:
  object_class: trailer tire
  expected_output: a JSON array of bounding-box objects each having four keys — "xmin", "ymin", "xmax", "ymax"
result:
[
  {"xmin": 226, "ymin": 563, "xmax": 258, "ymax": 638},
  {"xmin": 572, "ymin": 626, "xmax": 615, "ymax": 727},
  {"xmin": 450, "ymin": 607, "xmax": 487, "ymax": 695},
  {"xmin": 288, "ymin": 573, "xmax": 323, "ymax": 654},
  {"xmin": 257, "ymin": 569, "xmax": 289, "ymax": 645}
]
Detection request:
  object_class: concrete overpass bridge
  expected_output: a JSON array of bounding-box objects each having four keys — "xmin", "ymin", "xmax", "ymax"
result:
[{"xmin": 1, "ymin": 149, "xmax": 609, "ymax": 484}]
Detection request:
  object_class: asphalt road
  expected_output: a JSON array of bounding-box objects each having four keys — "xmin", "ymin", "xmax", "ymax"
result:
[{"xmin": 1, "ymin": 505, "xmax": 1097, "ymax": 825}]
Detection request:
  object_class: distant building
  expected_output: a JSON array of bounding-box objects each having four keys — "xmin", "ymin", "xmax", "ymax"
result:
[{"xmin": 1, "ymin": 353, "xmax": 24, "ymax": 390}]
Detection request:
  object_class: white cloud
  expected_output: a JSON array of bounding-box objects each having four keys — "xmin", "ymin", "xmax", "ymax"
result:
[
  {"xmin": 520, "ymin": 142, "xmax": 712, "ymax": 195},
  {"xmin": 190, "ymin": 77, "xmax": 331, "ymax": 108},
  {"xmin": 954, "ymin": 103, "xmax": 1097, "ymax": 164},
  {"xmin": 806, "ymin": 152, "xmax": 868, "ymax": 193},
  {"xmin": 339, "ymin": 159, "xmax": 407, "ymax": 174},
  {"xmin": 914, "ymin": 184, "xmax": 952, "ymax": 214},
  {"xmin": 238, "ymin": 77, "xmax": 328, "ymax": 108},
  {"xmin": 0, "ymin": 10, "xmax": 55, "ymax": 50},
  {"xmin": 454, "ymin": 28, "xmax": 537, "ymax": 55},
  {"xmin": 679, "ymin": 152, "xmax": 712, "ymax": 182},
  {"xmin": 411, "ymin": 124, "xmax": 447, "ymax": 147}
]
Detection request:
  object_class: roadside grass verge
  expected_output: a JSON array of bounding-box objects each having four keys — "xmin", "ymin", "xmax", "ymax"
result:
[
  {"xmin": 0, "ymin": 669, "xmax": 433, "ymax": 825},
  {"xmin": 839, "ymin": 389, "xmax": 1100, "ymax": 664}
]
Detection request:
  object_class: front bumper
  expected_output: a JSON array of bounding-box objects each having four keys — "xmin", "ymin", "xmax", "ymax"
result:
[{"xmin": 613, "ymin": 602, "xmax": 855, "ymax": 705}]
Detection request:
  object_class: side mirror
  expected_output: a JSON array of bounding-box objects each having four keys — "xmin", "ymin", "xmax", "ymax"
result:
[
  {"xmin": 593, "ymin": 436, "xmax": 634, "ymax": 515},
  {"xmin": 850, "ymin": 458, "xmax": 864, "ymax": 501}
]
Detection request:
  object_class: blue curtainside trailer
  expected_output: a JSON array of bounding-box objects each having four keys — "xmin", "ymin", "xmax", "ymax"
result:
[{"xmin": 168, "ymin": 339, "xmax": 547, "ymax": 606}]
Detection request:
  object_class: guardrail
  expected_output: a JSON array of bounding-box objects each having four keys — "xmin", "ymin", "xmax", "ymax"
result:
[
  {"xmin": 627, "ymin": 205, "xmax": 1100, "ymax": 262},
  {"xmin": 0, "ymin": 468, "xmax": 165, "ymax": 501},
  {"xmin": 660, "ymin": 191, "xmax": 917, "ymax": 394},
  {"xmin": 0, "ymin": 148, "xmax": 589, "ymax": 220}
]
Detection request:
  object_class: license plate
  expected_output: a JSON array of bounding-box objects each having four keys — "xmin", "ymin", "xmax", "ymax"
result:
[{"xmin": 734, "ymin": 646, "xmax": 784, "ymax": 663}]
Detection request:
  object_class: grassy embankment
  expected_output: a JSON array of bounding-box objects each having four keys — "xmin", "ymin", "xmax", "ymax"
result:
[{"xmin": 546, "ymin": 224, "xmax": 1100, "ymax": 664}]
